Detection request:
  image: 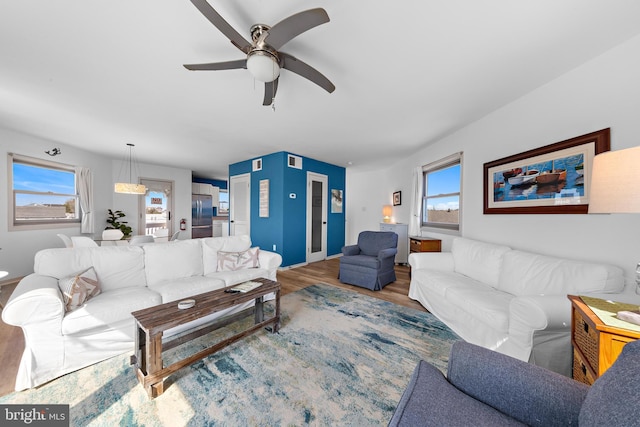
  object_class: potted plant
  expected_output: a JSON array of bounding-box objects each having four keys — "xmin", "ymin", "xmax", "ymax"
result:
[{"xmin": 105, "ymin": 209, "xmax": 132, "ymax": 238}]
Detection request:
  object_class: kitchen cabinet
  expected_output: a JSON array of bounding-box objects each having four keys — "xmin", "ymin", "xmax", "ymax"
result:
[{"xmin": 191, "ymin": 183, "xmax": 212, "ymax": 195}]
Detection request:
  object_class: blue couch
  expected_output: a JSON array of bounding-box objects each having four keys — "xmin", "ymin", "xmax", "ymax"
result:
[
  {"xmin": 388, "ymin": 340, "xmax": 640, "ymax": 426},
  {"xmin": 339, "ymin": 231, "xmax": 398, "ymax": 291}
]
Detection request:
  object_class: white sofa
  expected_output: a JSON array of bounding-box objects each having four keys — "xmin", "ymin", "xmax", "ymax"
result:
[
  {"xmin": 408, "ymin": 237, "xmax": 624, "ymax": 376},
  {"xmin": 2, "ymin": 235, "xmax": 282, "ymax": 391}
]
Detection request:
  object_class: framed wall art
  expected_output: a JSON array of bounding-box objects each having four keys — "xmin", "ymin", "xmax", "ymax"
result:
[
  {"xmin": 331, "ymin": 189, "xmax": 343, "ymax": 213},
  {"xmin": 393, "ymin": 191, "xmax": 401, "ymax": 206},
  {"xmin": 483, "ymin": 128, "xmax": 610, "ymax": 214}
]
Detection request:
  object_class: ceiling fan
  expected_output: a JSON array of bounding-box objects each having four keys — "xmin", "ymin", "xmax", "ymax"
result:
[{"xmin": 184, "ymin": 0, "xmax": 336, "ymax": 106}]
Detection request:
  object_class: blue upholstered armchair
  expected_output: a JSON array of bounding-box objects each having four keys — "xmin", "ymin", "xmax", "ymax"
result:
[
  {"xmin": 389, "ymin": 340, "xmax": 640, "ymax": 426},
  {"xmin": 339, "ymin": 231, "xmax": 398, "ymax": 291}
]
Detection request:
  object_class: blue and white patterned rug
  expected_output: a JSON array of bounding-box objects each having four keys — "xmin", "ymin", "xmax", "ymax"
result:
[{"xmin": 1, "ymin": 284, "xmax": 460, "ymax": 426}]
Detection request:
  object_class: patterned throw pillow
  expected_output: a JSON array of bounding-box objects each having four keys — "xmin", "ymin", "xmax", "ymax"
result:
[
  {"xmin": 217, "ymin": 247, "xmax": 260, "ymax": 271},
  {"xmin": 58, "ymin": 267, "xmax": 101, "ymax": 312}
]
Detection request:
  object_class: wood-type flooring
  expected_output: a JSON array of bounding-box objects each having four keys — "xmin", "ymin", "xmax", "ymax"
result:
[{"xmin": 0, "ymin": 258, "xmax": 423, "ymax": 397}]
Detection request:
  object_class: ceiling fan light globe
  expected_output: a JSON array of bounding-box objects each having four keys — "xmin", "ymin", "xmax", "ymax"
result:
[{"xmin": 247, "ymin": 52, "xmax": 280, "ymax": 83}]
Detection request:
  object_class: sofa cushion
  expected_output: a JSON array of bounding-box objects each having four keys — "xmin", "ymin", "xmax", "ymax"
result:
[
  {"xmin": 452, "ymin": 238, "xmax": 511, "ymax": 288},
  {"xmin": 34, "ymin": 247, "xmax": 93, "ymax": 278},
  {"xmin": 143, "ymin": 239, "xmax": 203, "ymax": 287},
  {"xmin": 217, "ymin": 247, "xmax": 260, "ymax": 271},
  {"xmin": 388, "ymin": 359, "xmax": 522, "ymax": 427},
  {"xmin": 201, "ymin": 236, "xmax": 252, "ymax": 275},
  {"xmin": 206, "ymin": 268, "xmax": 271, "ymax": 286},
  {"xmin": 445, "ymin": 287, "xmax": 512, "ymax": 334},
  {"xmin": 35, "ymin": 246, "xmax": 147, "ymax": 292},
  {"xmin": 89, "ymin": 246, "xmax": 147, "ymax": 291},
  {"xmin": 58, "ymin": 267, "xmax": 101, "ymax": 312},
  {"xmin": 62, "ymin": 287, "xmax": 162, "ymax": 335},
  {"xmin": 150, "ymin": 276, "xmax": 226, "ymax": 303},
  {"xmin": 411, "ymin": 269, "xmax": 491, "ymax": 299},
  {"xmin": 498, "ymin": 250, "xmax": 625, "ymax": 296},
  {"xmin": 357, "ymin": 231, "xmax": 398, "ymax": 257},
  {"xmin": 339, "ymin": 254, "xmax": 380, "ymax": 269}
]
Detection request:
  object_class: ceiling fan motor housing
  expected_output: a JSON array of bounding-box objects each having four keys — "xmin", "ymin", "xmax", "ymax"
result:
[{"xmin": 247, "ymin": 24, "xmax": 281, "ymax": 82}]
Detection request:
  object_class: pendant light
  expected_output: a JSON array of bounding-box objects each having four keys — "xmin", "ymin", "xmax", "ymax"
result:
[{"xmin": 114, "ymin": 143, "xmax": 146, "ymax": 195}]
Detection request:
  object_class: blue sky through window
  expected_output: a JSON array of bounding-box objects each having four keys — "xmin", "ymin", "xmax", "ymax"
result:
[
  {"xmin": 426, "ymin": 164, "xmax": 460, "ymax": 210},
  {"xmin": 13, "ymin": 163, "xmax": 75, "ymax": 205}
]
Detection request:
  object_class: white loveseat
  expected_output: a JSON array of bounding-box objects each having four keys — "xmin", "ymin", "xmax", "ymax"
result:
[
  {"xmin": 2, "ymin": 235, "xmax": 282, "ymax": 391},
  {"xmin": 408, "ymin": 237, "xmax": 624, "ymax": 376}
]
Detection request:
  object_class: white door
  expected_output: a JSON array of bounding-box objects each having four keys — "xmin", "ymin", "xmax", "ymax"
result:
[
  {"xmin": 139, "ymin": 179, "xmax": 174, "ymax": 240},
  {"xmin": 229, "ymin": 173, "xmax": 250, "ymax": 236},
  {"xmin": 306, "ymin": 172, "xmax": 328, "ymax": 263}
]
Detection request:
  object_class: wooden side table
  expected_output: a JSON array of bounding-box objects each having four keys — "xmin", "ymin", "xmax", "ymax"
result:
[
  {"xmin": 409, "ymin": 236, "xmax": 441, "ymax": 254},
  {"xmin": 568, "ymin": 295, "xmax": 640, "ymax": 385}
]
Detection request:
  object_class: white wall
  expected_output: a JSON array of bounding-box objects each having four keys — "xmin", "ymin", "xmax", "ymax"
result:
[
  {"xmin": 347, "ymin": 33, "xmax": 640, "ymax": 291},
  {"xmin": 0, "ymin": 129, "xmax": 192, "ymax": 279}
]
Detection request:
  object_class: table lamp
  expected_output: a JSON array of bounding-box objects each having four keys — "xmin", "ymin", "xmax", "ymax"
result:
[
  {"xmin": 589, "ymin": 145, "xmax": 640, "ymax": 294},
  {"xmin": 382, "ymin": 205, "xmax": 393, "ymax": 223}
]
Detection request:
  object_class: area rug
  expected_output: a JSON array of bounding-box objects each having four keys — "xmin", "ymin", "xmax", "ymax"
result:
[{"xmin": 0, "ymin": 283, "xmax": 460, "ymax": 426}]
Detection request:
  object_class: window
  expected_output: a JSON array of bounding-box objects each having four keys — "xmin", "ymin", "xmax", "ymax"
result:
[
  {"xmin": 10, "ymin": 154, "xmax": 80, "ymax": 228},
  {"xmin": 422, "ymin": 153, "xmax": 462, "ymax": 231},
  {"xmin": 218, "ymin": 189, "xmax": 229, "ymax": 215}
]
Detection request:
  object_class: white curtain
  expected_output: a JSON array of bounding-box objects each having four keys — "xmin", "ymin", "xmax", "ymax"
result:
[
  {"xmin": 409, "ymin": 166, "xmax": 423, "ymax": 236},
  {"xmin": 77, "ymin": 167, "xmax": 94, "ymax": 234}
]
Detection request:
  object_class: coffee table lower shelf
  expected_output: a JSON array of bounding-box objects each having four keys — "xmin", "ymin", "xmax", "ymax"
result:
[{"xmin": 130, "ymin": 278, "xmax": 281, "ymax": 398}]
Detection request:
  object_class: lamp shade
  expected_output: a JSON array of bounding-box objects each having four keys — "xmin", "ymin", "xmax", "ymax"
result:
[
  {"xmin": 382, "ymin": 205, "xmax": 393, "ymax": 223},
  {"xmin": 114, "ymin": 182, "xmax": 146, "ymax": 195},
  {"xmin": 114, "ymin": 143, "xmax": 146, "ymax": 195},
  {"xmin": 589, "ymin": 146, "xmax": 640, "ymax": 213},
  {"xmin": 247, "ymin": 51, "xmax": 280, "ymax": 83}
]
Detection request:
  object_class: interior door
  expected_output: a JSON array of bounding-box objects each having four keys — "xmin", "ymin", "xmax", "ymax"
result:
[
  {"xmin": 306, "ymin": 172, "xmax": 328, "ymax": 263},
  {"xmin": 229, "ymin": 173, "xmax": 251, "ymax": 236},
  {"xmin": 139, "ymin": 179, "xmax": 174, "ymax": 241}
]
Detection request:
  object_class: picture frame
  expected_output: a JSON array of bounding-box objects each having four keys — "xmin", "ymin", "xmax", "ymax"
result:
[
  {"xmin": 483, "ymin": 128, "xmax": 610, "ymax": 214},
  {"xmin": 331, "ymin": 189, "xmax": 343, "ymax": 213},
  {"xmin": 393, "ymin": 191, "xmax": 401, "ymax": 206}
]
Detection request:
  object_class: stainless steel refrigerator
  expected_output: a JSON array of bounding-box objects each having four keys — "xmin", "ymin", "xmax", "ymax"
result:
[{"xmin": 192, "ymin": 194, "xmax": 213, "ymax": 238}]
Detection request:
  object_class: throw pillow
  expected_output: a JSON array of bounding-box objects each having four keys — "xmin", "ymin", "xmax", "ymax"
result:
[
  {"xmin": 217, "ymin": 247, "xmax": 260, "ymax": 271},
  {"xmin": 58, "ymin": 267, "xmax": 101, "ymax": 312}
]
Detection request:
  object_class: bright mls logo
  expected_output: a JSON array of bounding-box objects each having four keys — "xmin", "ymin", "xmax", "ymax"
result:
[{"xmin": 1, "ymin": 405, "xmax": 69, "ymax": 426}]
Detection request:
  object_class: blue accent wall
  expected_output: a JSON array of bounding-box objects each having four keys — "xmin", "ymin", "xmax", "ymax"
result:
[
  {"xmin": 192, "ymin": 177, "xmax": 227, "ymax": 190},
  {"xmin": 229, "ymin": 152, "xmax": 345, "ymax": 267}
]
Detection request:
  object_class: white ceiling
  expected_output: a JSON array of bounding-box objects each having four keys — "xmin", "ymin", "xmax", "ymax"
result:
[{"xmin": 2, "ymin": 1, "xmax": 640, "ymax": 179}]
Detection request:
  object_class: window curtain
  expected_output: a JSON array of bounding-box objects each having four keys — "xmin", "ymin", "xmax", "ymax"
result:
[
  {"xmin": 409, "ymin": 166, "xmax": 423, "ymax": 236},
  {"xmin": 77, "ymin": 167, "xmax": 94, "ymax": 234}
]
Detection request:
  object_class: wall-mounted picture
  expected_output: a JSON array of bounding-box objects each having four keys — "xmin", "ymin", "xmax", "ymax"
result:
[
  {"xmin": 393, "ymin": 191, "xmax": 401, "ymax": 206},
  {"xmin": 483, "ymin": 128, "xmax": 610, "ymax": 214},
  {"xmin": 331, "ymin": 189, "xmax": 343, "ymax": 213}
]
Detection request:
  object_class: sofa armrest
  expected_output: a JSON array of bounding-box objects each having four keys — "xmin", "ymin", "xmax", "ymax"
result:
[
  {"xmin": 378, "ymin": 247, "xmax": 397, "ymax": 260},
  {"xmin": 408, "ymin": 252, "xmax": 454, "ymax": 271},
  {"xmin": 341, "ymin": 245, "xmax": 360, "ymax": 256},
  {"xmin": 447, "ymin": 341, "xmax": 588, "ymax": 427},
  {"xmin": 1, "ymin": 274, "xmax": 65, "ymax": 328},
  {"xmin": 510, "ymin": 295, "xmax": 572, "ymax": 331},
  {"xmin": 258, "ymin": 250, "xmax": 283, "ymax": 281}
]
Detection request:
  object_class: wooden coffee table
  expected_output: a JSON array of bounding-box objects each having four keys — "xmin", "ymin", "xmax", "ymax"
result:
[{"xmin": 131, "ymin": 277, "xmax": 281, "ymax": 397}]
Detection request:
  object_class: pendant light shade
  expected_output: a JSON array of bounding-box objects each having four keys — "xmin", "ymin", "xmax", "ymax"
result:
[{"xmin": 114, "ymin": 143, "xmax": 146, "ymax": 195}]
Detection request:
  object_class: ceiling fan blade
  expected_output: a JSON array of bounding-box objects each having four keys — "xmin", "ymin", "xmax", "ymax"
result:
[
  {"xmin": 263, "ymin": 78, "xmax": 279, "ymax": 106},
  {"xmin": 281, "ymin": 52, "xmax": 335, "ymax": 93},
  {"xmin": 190, "ymin": 0, "xmax": 252, "ymax": 53},
  {"xmin": 266, "ymin": 8, "xmax": 330, "ymax": 50},
  {"xmin": 183, "ymin": 59, "xmax": 247, "ymax": 71}
]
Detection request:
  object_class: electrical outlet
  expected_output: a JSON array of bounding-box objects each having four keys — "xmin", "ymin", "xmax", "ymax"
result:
[{"xmin": 272, "ymin": 244, "xmax": 276, "ymax": 251}]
